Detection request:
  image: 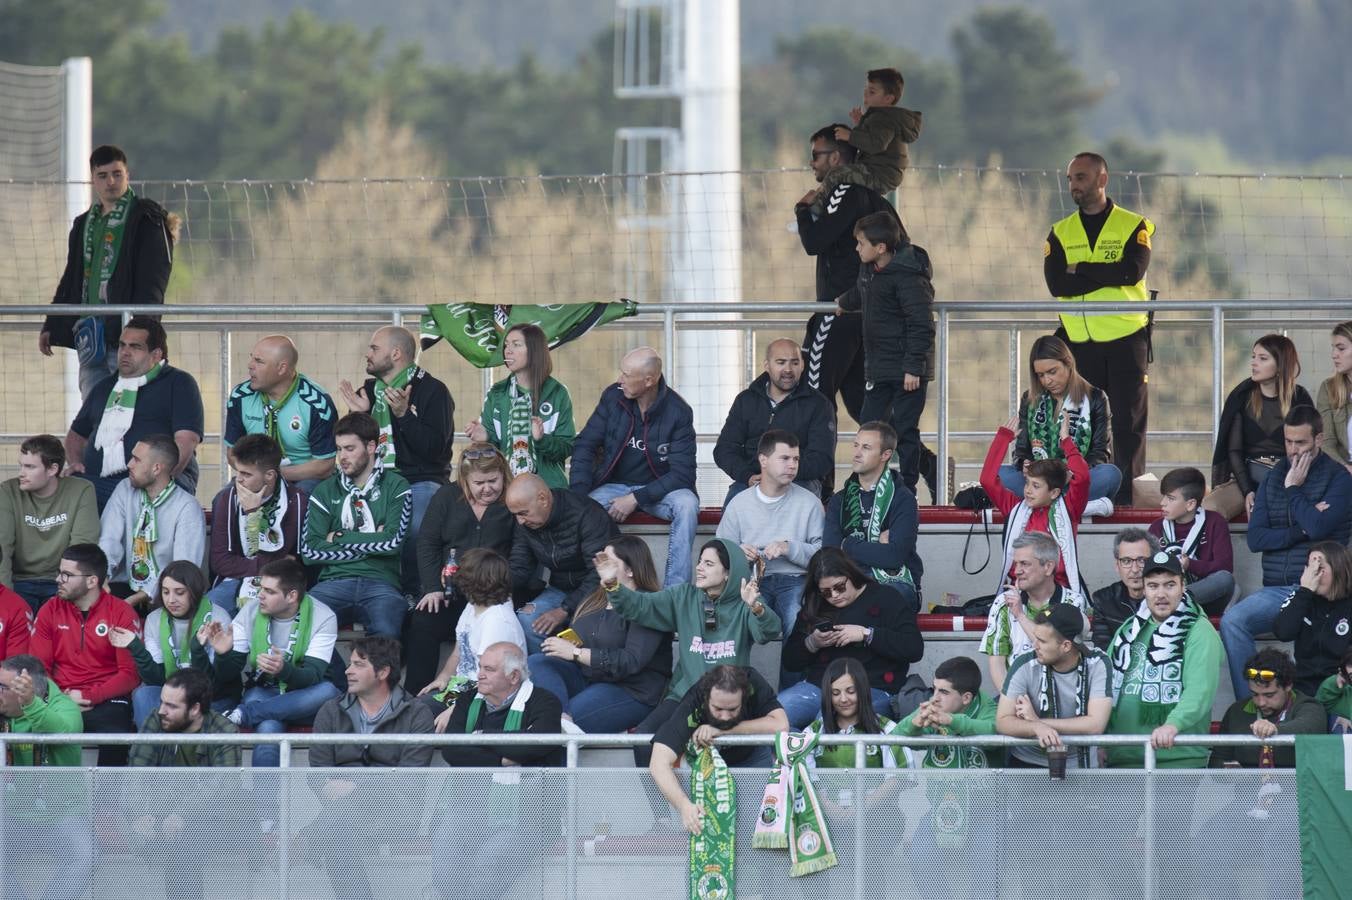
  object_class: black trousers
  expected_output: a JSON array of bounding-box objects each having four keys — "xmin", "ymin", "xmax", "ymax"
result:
[
  {"xmin": 83, "ymin": 696, "xmax": 134, "ymax": 766},
  {"xmin": 402, "ymin": 589, "xmax": 469, "ymax": 696},
  {"xmin": 860, "ymin": 378, "xmax": 928, "ymax": 495},
  {"xmin": 1058, "ymin": 327, "xmax": 1148, "ymax": 505},
  {"xmin": 803, "ymin": 310, "xmax": 867, "ymax": 423}
]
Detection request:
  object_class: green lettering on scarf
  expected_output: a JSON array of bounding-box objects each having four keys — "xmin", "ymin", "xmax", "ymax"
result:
[
  {"xmin": 689, "ymin": 746, "xmax": 736, "ymax": 900},
  {"xmin": 129, "ymin": 479, "xmax": 176, "ymax": 593},
  {"xmin": 82, "ymin": 188, "xmax": 135, "ymax": 306},
  {"xmin": 1026, "ymin": 391, "xmax": 1092, "ymax": 461},
  {"xmin": 159, "ymin": 600, "xmax": 213, "ymax": 678},
  {"xmin": 247, "ymin": 593, "xmax": 315, "ymax": 694},
  {"xmin": 372, "ymin": 364, "xmax": 417, "ymax": 469},
  {"xmin": 753, "ymin": 731, "xmax": 837, "ymax": 876},
  {"xmin": 842, "ymin": 468, "xmax": 912, "ymax": 587}
]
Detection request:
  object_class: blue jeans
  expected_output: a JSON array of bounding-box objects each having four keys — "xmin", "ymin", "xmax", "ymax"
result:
[
  {"xmin": 308, "ymin": 576, "xmax": 407, "ymax": 638},
  {"xmin": 401, "ymin": 480, "xmax": 441, "ymax": 597},
  {"xmin": 998, "ymin": 462, "xmax": 1122, "ymax": 503},
  {"xmin": 760, "ymin": 572, "xmax": 805, "ymax": 687},
  {"xmin": 11, "ymin": 578, "xmax": 56, "ymax": 615},
  {"xmin": 588, "ymin": 482, "xmax": 698, "ymax": 587},
  {"xmin": 517, "ymin": 586, "xmax": 567, "ymax": 654},
  {"xmin": 777, "ymin": 680, "xmax": 894, "ymax": 730},
  {"xmin": 236, "ymin": 681, "xmax": 340, "ymax": 767},
  {"xmin": 1220, "ymin": 584, "xmax": 1296, "ymax": 699},
  {"xmin": 527, "ymin": 654, "xmax": 654, "ymax": 733},
  {"xmin": 206, "ymin": 577, "xmax": 244, "ymax": 612}
]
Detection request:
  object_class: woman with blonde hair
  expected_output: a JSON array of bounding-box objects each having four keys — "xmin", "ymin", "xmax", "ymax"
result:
[
  {"xmin": 1001, "ymin": 334, "xmax": 1118, "ymax": 515},
  {"xmin": 405, "ymin": 443, "xmax": 516, "ymax": 694},
  {"xmin": 1212, "ymin": 334, "xmax": 1312, "ymax": 514},
  {"xmin": 1317, "ymin": 321, "xmax": 1352, "ymax": 474}
]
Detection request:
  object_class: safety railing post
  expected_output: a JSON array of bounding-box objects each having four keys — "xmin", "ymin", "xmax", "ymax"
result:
[
  {"xmin": 219, "ymin": 327, "xmax": 231, "ymax": 490},
  {"xmin": 1143, "ymin": 739, "xmax": 1156, "ymax": 900},
  {"xmin": 1212, "ymin": 305, "xmax": 1225, "ymax": 439},
  {"xmin": 936, "ymin": 307, "xmax": 951, "ymax": 503},
  {"xmin": 279, "ymin": 738, "xmax": 292, "ymax": 900},
  {"xmin": 663, "ymin": 308, "xmax": 676, "ymax": 389},
  {"xmin": 853, "ymin": 741, "xmax": 865, "ymax": 900},
  {"xmin": 1008, "ymin": 327, "xmax": 1021, "ymax": 419},
  {"xmin": 566, "ymin": 739, "xmax": 579, "ymax": 900}
]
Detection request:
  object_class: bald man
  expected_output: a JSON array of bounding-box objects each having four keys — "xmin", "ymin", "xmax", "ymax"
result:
[
  {"xmin": 571, "ymin": 347, "xmax": 699, "ymax": 587},
  {"xmin": 714, "ymin": 337, "xmax": 837, "ymax": 504},
  {"xmin": 225, "ymin": 335, "xmax": 338, "ymax": 492},
  {"xmin": 339, "ymin": 326, "xmax": 455, "ymax": 597},
  {"xmin": 505, "ymin": 474, "xmax": 617, "ymax": 653}
]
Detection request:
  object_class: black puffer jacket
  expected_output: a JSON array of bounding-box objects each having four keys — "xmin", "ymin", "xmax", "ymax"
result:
[
  {"xmin": 508, "ymin": 489, "xmax": 618, "ymax": 614},
  {"xmin": 713, "ymin": 373, "xmax": 837, "ymax": 485},
  {"xmin": 45, "ymin": 196, "xmax": 175, "ymax": 350},
  {"xmin": 1273, "ymin": 586, "xmax": 1352, "ymax": 696},
  {"xmin": 1012, "ymin": 386, "xmax": 1114, "ymax": 469},
  {"xmin": 837, "ymin": 244, "xmax": 935, "ymax": 383}
]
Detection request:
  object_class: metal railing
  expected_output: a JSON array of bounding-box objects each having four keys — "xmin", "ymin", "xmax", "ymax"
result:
[
  {"xmin": 4, "ymin": 297, "xmax": 1348, "ymax": 501},
  {"xmin": 0, "ymin": 731, "xmax": 1303, "ymax": 900}
]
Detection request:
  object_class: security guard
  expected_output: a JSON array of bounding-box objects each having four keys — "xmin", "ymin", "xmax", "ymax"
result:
[{"xmin": 1044, "ymin": 151, "xmax": 1154, "ymax": 507}]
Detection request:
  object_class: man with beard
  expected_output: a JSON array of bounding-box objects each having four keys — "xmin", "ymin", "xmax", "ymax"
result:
[
  {"xmin": 714, "ymin": 338, "xmax": 836, "ymax": 504},
  {"xmin": 301, "ymin": 412, "xmax": 412, "ymax": 639},
  {"xmin": 339, "ymin": 326, "xmax": 455, "ymax": 599}
]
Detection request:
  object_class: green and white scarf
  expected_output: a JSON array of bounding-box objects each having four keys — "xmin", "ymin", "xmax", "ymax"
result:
[
  {"xmin": 466, "ymin": 682, "xmax": 535, "ymax": 822},
  {"xmin": 93, "ymin": 360, "xmax": 164, "ymax": 477},
  {"xmin": 1034, "ymin": 651, "xmax": 1094, "ymax": 767},
  {"xmin": 806, "ymin": 717, "xmax": 901, "ymax": 769},
  {"xmin": 1026, "ymin": 392, "xmax": 1092, "ymax": 461},
  {"xmin": 81, "ymin": 188, "xmax": 135, "ymax": 306},
  {"xmin": 130, "ymin": 481, "xmax": 177, "ymax": 593},
  {"xmin": 239, "ymin": 485, "xmax": 288, "ymax": 558},
  {"xmin": 690, "ymin": 746, "xmax": 736, "ymax": 900},
  {"xmin": 159, "ymin": 601, "xmax": 213, "ymax": 678},
  {"xmin": 998, "ymin": 497, "xmax": 1082, "ymax": 605},
  {"xmin": 1109, "ymin": 594, "xmax": 1201, "ymax": 728},
  {"xmin": 372, "ymin": 365, "xmax": 417, "ymax": 469},
  {"xmin": 1161, "ymin": 511, "xmax": 1207, "ymax": 583},
  {"xmin": 842, "ymin": 469, "xmax": 913, "ymax": 587},
  {"xmin": 247, "ymin": 593, "xmax": 315, "ymax": 693},
  {"xmin": 464, "ymin": 680, "xmax": 533, "ymax": 734},
  {"xmin": 752, "ymin": 731, "xmax": 837, "ymax": 877},
  {"xmin": 262, "ymin": 374, "xmax": 300, "ymax": 448},
  {"xmin": 505, "ymin": 376, "xmax": 536, "ymax": 478},
  {"xmin": 338, "ymin": 463, "xmax": 382, "ymax": 533}
]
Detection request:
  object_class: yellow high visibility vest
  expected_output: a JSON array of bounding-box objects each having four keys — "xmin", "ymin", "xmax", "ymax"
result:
[{"xmin": 1050, "ymin": 204, "xmax": 1155, "ymax": 342}]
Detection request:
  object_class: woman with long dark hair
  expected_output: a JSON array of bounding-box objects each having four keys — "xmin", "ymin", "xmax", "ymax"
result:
[
  {"xmin": 465, "ymin": 323, "xmax": 575, "ymax": 488},
  {"xmin": 405, "ymin": 443, "xmax": 516, "ymax": 695},
  {"xmin": 1001, "ymin": 334, "xmax": 1118, "ymax": 514},
  {"xmin": 1213, "ymin": 334, "xmax": 1312, "ymax": 515},
  {"xmin": 528, "ymin": 535, "xmax": 672, "ymax": 732},
  {"xmin": 1273, "ymin": 541, "xmax": 1352, "ymax": 697},
  {"xmin": 808, "ymin": 657, "xmax": 907, "ymax": 769},
  {"xmin": 779, "ymin": 547, "xmax": 923, "ymax": 729}
]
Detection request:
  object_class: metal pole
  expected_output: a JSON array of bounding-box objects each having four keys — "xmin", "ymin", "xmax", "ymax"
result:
[
  {"xmin": 565, "ymin": 739, "xmax": 579, "ymax": 900},
  {"xmin": 743, "ymin": 325, "xmax": 756, "ymax": 386},
  {"xmin": 663, "ymin": 308, "xmax": 676, "ymax": 389},
  {"xmin": 61, "ymin": 57, "xmax": 92, "ymax": 426},
  {"xmin": 1008, "ymin": 327, "xmax": 1021, "ymax": 418},
  {"xmin": 936, "ymin": 308, "xmax": 951, "ymax": 503},
  {"xmin": 279, "ymin": 738, "xmax": 292, "ymax": 900},
  {"xmin": 1212, "ymin": 305, "xmax": 1225, "ymax": 439},
  {"xmin": 853, "ymin": 742, "xmax": 865, "ymax": 900},
  {"xmin": 219, "ymin": 327, "xmax": 231, "ymax": 489},
  {"xmin": 1143, "ymin": 740, "xmax": 1156, "ymax": 900}
]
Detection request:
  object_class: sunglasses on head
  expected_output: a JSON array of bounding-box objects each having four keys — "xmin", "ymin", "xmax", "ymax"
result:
[
  {"xmin": 1245, "ymin": 667, "xmax": 1278, "ymax": 684},
  {"xmin": 703, "ymin": 600, "xmax": 718, "ymax": 632},
  {"xmin": 462, "ymin": 448, "xmax": 502, "ymax": 461}
]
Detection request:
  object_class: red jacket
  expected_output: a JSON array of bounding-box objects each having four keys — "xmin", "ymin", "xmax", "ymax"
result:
[
  {"xmin": 32, "ymin": 591, "xmax": 140, "ymax": 704},
  {"xmin": 980, "ymin": 428, "xmax": 1089, "ymax": 587},
  {"xmin": 0, "ymin": 585, "xmax": 32, "ymax": 660}
]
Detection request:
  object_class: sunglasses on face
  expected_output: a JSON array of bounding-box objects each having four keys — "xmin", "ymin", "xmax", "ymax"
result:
[
  {"xmin": 1245, "ymin": 667, "xmax": 1278, "ymax": 684},
  {"xmin": 821, "ymin": 581, "xmax": 851, "ymax": 598}
]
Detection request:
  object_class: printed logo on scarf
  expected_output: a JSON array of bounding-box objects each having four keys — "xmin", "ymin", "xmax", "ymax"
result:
[
  {"xmin": 696, "ymin": 872, "xmax": 729, "ymax": 900},
  {"xmin": 796, "ymin": 827, "xmax": 821, "ymax": 855}
]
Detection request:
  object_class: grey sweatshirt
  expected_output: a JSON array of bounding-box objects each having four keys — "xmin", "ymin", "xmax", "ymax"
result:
[
  {"xmin": 715, "ymin": 483, "xmax": 824, "ymax": 575},
  {"xmin": 99, "ymin": 479, "xmax": 207, "ymax": 586}
]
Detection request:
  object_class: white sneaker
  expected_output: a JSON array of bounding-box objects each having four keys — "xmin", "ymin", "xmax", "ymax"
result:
[
  {"xmin": 226, "ymin": 707, "xmax": 244, "ymax": 726},
  {"xmin": 1083, "ymin": 497, "xmax": 1115, "ymax": 520}
]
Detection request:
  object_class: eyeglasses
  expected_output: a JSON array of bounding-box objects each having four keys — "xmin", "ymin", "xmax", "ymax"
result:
[
  {"xmin": 810, "ymin": 150, "xmax": 833, "ymax": 160},
  {"xmin": 462, "ymin": 448, "xmax": 502, "ymax": 461},
  {"xmin": 821, "ymin": 581, "xmax": 851, "ymax": 598},
  {"xmin": 55, "ymin": 571, "xmax": 88, "ymax": 581},
  {"xmin": 1245, "ymin": 667, "xmax": 1278, "ymax": 683},
  {"xmin": 1116, "ymin": 557, "xmax": 1150, "ymax": 568}
]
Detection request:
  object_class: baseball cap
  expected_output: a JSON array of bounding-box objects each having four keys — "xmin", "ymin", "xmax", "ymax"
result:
[
  {"xmin": 1038, "ymin": 604, "xmax": 1085, "ymax": 642},
  {"xmin": 1143, "ymin": 549, "xmax": 1184, "ymax": 578}
]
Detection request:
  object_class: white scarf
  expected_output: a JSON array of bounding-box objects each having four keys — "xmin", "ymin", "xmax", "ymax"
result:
[
  {"xmin": 998, "ymin": 498, "xmax": 1082, "ymax": 605},
  {"xmin": 236, "ymin": 484, "xmax": 289, "ymax": 557},
  {"xmin": 1161, "ymin": 510, "xmax": 1207, "ymax": 562},
  {"xmin": 339, "ymin": 464, "xmax": 382, "ymax": 533},
  {"xmin": 93, "ymin": 371, "xmax": 152, "ymax": 477}
]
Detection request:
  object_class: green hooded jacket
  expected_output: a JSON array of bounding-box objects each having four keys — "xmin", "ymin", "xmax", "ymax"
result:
[
  {"xmin": 5, "ymin": 680, "xmax": 86, "ymax": 824},
  {"xmin": 479, "ymin": 375, "xmax": 575, "ymax": 489},
  {"xmin": 609, "ymin": 537, "xmax": 782, "ymax": 700}
]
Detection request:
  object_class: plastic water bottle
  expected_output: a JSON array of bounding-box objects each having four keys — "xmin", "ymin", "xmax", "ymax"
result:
[{"xmin": 441, "ymin": 548, "xmax": 458, "ymax": 588}]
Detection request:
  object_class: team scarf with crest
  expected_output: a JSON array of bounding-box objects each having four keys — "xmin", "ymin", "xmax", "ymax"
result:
[
  {"xmin": 372, "ymin": 365, "xmax": 417, "ymax": 469},
  {"xmin": 842, "ymin": 468, "xmax": 913, "ymax": 587},
  {"xmin": 247, "ymin": 593, "xmax": 314, "ymax": 693},
  {"xmin": 689, "ymin": 745, "xmax": 736, "ymax": 900},
  {"xmin": 753, "ymin": 731, "xmax": 837, "ymax": 877},
  {"xmin": 1026, "ymin": 391, "xmax": 1092, "ymax": 460},
  {"xmin": 239, "ymin": 484, "xmax": 288, "ymax": 558},
  {"xmin": 159, "ymin": 601, "xmax": 213, "ymax": 678},
  {"xmin": 82, "ymin": 188, "xmax": 135, "ymax": 305},
  {"xmin": 94, "ymin": 361, "xmax": 164, "ymax": 477},
  {"xmin": 338, "ymin": 462, "xmax": 383, "ymax": 533},
  {"xmin": 998, "ymin": 496, "xmax": 1081, "ymax": 602},
  {"xmin": 1161, "ymin": 510, "xmax": 1208, "ymax": 581},
  {"xmin": 1034, "ymin": 649, "xmax": 1095, "ymax": 768},
  {"xmin": 130, "ymin": 482, "xmax": 177, "ymax": 593},
  {"xmin": 504, "ymin": 376, "xmax": 536, "ymax": 477},
  {"xmin": 1109, "ymin": 593, "xmax": 1201, "ymax": 728}
]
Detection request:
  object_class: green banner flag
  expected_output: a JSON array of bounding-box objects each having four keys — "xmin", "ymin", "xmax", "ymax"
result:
[
  {"xmin": 1297, "ymin": 734, "xmax": 1352, "ymax": 899},
  {"xmin": 420, "ymin": 300, "xmax": 639, "ymax": 368}
]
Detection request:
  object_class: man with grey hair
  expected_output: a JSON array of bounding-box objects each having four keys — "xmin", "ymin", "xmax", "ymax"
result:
[
  {"xmin": 979, "ymin": 531, "xmax": 1090, "ymax": 690},
  {"xmin": 1090, "ymin": 527, "xmax": 1160, "ymax": 650},
  {"xmin": 440, "ymin": 642, "xmax": 563, "ymax": 767},
  {"xmin": 339, "ymin": 325, "xmax": 455, "ymax": 598},
  {"xmin": 225, "ymin": 334, "xmax": 338, "ymax": 492},
  {"xmin": 571, "ymin": 346, "xmax": 699, "ymax": 586}
]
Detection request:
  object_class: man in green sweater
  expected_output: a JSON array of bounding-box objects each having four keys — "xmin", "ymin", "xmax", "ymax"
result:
[
  {"xmin": 300, "ymin": 412, "xmax": 411, "ymax": 639},
  {"xmin": 0, "ymin": 654, "xmax": 92, "ymax": 898},
  {"xmin": 1107, "ymin": 549, "xmax": 1221, "ymax": 768},
  {"xmin": 0, "ymin": 435, "xmax": 99, "ymax": 613}
]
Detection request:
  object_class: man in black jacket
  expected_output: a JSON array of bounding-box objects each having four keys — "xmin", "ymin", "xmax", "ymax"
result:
[
  {"xmin": 340, "ymin": 325, "xmax": 455, "ymax": 598},
  {"xmin": 713, "ymin": 338, "xmax": 837, "ymax": 504},
  {"xmin": 795, "ymin": 126, "xmax": 899, "ymax": 424},
  {"xmin": 41, "ymin": 145, "xmax": 176, "ymax": 401},
  {"xmin": 1089, "ymin": 528, "xmax": 1158, "ymax": 649},
  {"xmin": 505, "ymin": 474, "xmax": 618, "ymax": 653}
]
